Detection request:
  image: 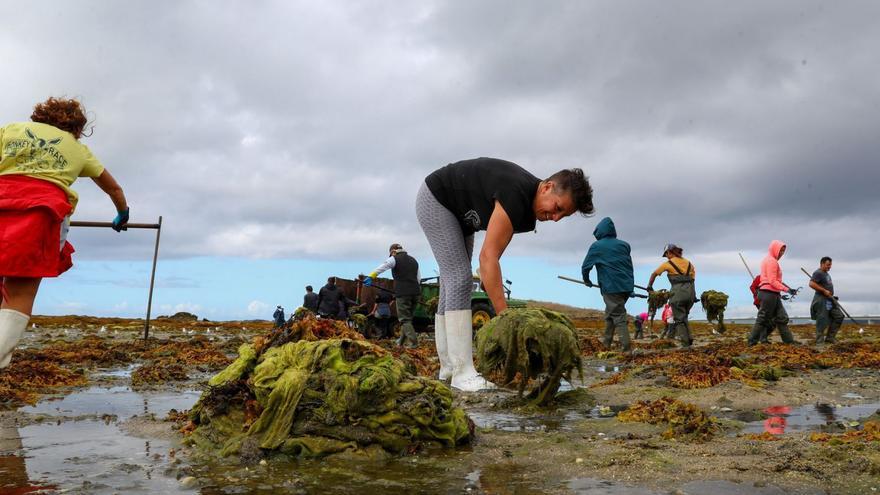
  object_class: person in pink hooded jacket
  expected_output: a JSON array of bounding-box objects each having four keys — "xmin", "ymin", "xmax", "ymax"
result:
[
  {"xmin": 747, "ymin": 240, "xmax": 798, "ymax": 345},
  {"xmin": 659, "ymin": 303, "xmax": 673, "ymax": 338}
]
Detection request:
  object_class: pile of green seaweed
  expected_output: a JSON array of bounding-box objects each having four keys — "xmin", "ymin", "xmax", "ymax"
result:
[
  {"xmin": 647, "ymin": 289, "xmax": 671, "ymax": 319},
  {"xmin": 700, "ymin": 290, "xmax": 729, "ymax": 333},
  {"xmin": 185, "ymin": 317, "xmax": 472, "ymax": 459},
  {"xmin": 476, "ymin": 308, "xmax": 582, "ymax": 405}
]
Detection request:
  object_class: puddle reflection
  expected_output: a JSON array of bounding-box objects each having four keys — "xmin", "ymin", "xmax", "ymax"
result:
[
  {"xmin": 743, "ymin": 401, "xmax": 880, "ymax": 435},
  {"xmin": 20, "ymin": 386, "xmax": 200, "ymax": 418}
]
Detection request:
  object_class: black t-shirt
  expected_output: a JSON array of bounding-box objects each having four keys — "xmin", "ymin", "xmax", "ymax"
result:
[{"xmin": 425, "ymin": 157, "xmax": 540, "ymax": 236}]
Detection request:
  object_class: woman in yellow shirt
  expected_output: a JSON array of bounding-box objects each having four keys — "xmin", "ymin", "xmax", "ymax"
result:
[
  {"xmin": 0, "ymin": 97, "xmax": 129, "ymax": 368},
  {"xmin": 647, "ymin": 244, "xmax": 696, "ymax": 348}
]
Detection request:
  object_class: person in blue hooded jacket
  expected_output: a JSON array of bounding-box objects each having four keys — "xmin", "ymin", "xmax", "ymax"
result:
[{"xmin": 581, "ymin": 217, "xmax": 635, "ymax": 351}]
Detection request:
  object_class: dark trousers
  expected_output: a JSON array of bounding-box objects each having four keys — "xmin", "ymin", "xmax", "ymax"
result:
[
  {"xmin": 633, "ymin": 320, "xmax": 643, "ymax": 339},
  {"xmin": 603, "ymin": 292, "xmax": 631, "ymax": 351},
  {"xmin": 669, "ymin": 280, "xmax": 695, "ymax": 347},
  {"xmin": 396, "ymin": 295, "xmax": 419, "ymax": 347},
  {"xmin": 374, "ymin": 317, "xmax": 392, "ymax": 339},
  {"xmin": 812, "ymin": 294, "xmax": 844, "ymax": 344},
  {"xmin": 748, "ymin": 290, "xmax": 794, "ymax": 345}
]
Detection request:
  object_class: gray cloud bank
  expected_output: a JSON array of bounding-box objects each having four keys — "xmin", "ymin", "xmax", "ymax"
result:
[{"xmin": 3, "ymin": 1, "xmax": 879, "ymax": 311}]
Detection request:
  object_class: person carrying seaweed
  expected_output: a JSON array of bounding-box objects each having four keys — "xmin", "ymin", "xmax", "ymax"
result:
[
  {"xmin": 417, "ymin": 157, "xmax": 594, "ymax": 391},
  {"xmin": 581, "ymin": 217, "xmax": 635, "ymax": 351},
  {"xmin": 747, "ymin": 240, "xmax": 797, "ymax": 346},
  {"xmin": 647, "ymin": 244, "xmax": 696, "ymax": 348},
  {"xmin": 810, "ymin": 256, "xmax": 843, "ymax": 345},
  {"xmin": 0, "ymin": 97, "xmax": 129, "ymax": 369}
]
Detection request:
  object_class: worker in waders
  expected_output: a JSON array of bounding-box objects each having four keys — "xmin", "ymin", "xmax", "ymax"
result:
[
  {"xmin": 810, "ymin": 256, "xmax": 843, "ymax": 345},
  {"xmin": 417, "ymin": 157, "xmax": 594, "ymax": 390},
  {"xmin": 647, "ymin": 244, "xmax": 696, "ymax": 348},
  {"xmin": 364, "ymin": 243, "xmax": 421, "ymax": 348},
  {"xmin": 747, "ymin": 240, "xmax": 797, "ymax": 345},
  {"xmin": 581, "ymin": 217, "xmax": 635, "ymax": 352},
  {"xmin": 0, "ymin": 97, "xmax": 130, "ymax": 368}
]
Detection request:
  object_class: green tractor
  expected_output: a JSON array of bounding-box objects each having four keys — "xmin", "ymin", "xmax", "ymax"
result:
[{"xmin": 413, "ymin": 276, "xmax": 527, "ymax": 330}]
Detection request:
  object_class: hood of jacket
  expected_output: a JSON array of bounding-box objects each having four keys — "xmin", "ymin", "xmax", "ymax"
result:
[
  {"xmin": 593, "ymin": 217, "xmax": 617, "ymax": 240},
  {"xmin": 768, "ymin": 240, "xmax": 786, "ymax": 260}
]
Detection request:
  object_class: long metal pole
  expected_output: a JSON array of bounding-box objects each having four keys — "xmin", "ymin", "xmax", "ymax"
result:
[
  {"xmin": 70, "ymin": 221, "xmax": 161, "ymax": 229},
  {"xmin": 557, "ymin": 275, "xmax": 650, "ymax": 293},
  {"xmin": 70, "ymin": 219, "xmax": 163, "ymax": 343},
  {"xmin": 738, "ymin": 252, "xmax": 755, "ymax": 279},
  {"xmin": 144, "ymin": 216, "xmax": 163, "ymax": 344},
  {"xmin": 799, "ymin": 267, "xmax": 863, "ymax": 329}
]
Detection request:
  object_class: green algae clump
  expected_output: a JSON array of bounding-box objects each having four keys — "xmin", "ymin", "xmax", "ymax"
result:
[
  {"xmin": 647, "ymin": 289, "xmax": 671, "ymax": 320},
  {"xmin": 475, "ymin": 308, "xmax": 582, "ymax": 405},
  {"xmin": 700, "ymin": 290, "xmax": 729, "ymax": 333},
  {"xmin": 186, "ymin": 338, "xmax": 472, "ymax": 459}
]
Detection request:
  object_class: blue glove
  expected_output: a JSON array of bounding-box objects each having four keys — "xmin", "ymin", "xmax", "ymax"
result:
[
  {"xmin": 583, "ymin": 279, "xmax": 594, "ymax": 288},
  {"xmin": 112, "ymin": 208, "xmax": 129, "ymax": 232},
  {"xmin": 363, "ymin": 277, "xmax": 373, "ymax": 287}
]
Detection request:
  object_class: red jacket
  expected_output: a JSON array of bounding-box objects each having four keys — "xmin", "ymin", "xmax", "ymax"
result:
[
  {"xmin": 758, "ymin": 240, "xmax": 790, "ymax": 293},
  {"xmin": 0, "ymin": 175, "xmax": 74, "ymax": 277}
]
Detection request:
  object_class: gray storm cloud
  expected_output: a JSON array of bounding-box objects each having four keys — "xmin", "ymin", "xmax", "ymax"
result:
[{"xmin": 3, "ymin": 0, "xmax": 878, "ymax": 310}]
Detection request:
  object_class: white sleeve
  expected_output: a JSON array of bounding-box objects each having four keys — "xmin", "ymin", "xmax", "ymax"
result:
[{"xmin": 373, "ymin": 256, "xmax": 396, "ymax": 276}]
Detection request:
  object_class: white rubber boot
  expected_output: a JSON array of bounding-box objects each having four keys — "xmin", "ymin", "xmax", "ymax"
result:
[
  {"xmin": 446, "ymin": 309, "xmax": 495, "ymax": 391},
  {"xmin": 434, "ymin": 313, "xmax": 453, "ymax": 381},
  {"xmin": 0, "ymin": 309, "xmax": 29, "ymax": 369}
]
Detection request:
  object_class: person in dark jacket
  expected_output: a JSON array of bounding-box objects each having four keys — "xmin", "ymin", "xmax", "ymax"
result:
[
  {"xmin": 303, "ymin": 285, "xmax": 318, "ymax": 313},
  {"xmin": 364, "ymin": 243, "xmax": 421, "ymax": 348},
  {"xmin": 581, "ymin": 217, "xmax": 635, "ymax": 351},
  {"xmin": 316, "ymin": 277, "xmax": 345, "ymax": 319},
  {"xmin": 272, "ymin": 306, "xmax": 285, "ymax": 327}
]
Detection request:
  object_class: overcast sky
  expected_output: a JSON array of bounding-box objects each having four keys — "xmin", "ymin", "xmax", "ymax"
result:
[{"xmin": 5, "ymin": 1, "xmax": 879, "ymax": 320}]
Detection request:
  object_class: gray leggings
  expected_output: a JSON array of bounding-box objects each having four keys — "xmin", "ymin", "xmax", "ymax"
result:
[{"xmin": 416, "ymin": 182, "xmax": 473, "ymax": 314}]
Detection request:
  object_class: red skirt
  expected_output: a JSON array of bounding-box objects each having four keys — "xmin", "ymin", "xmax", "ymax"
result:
[{"xmin": 0, "ymin": 175, "xmax": 75, "ymax": 278}]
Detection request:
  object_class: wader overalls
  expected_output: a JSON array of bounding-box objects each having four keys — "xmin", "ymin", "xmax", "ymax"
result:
[
  {"xmin": 810, "ymin": 292, "xmax": 843, "ymax": 344},
  {"xmin": 667, "ymin": 261, "xmax": 696, "ymax": 348}
]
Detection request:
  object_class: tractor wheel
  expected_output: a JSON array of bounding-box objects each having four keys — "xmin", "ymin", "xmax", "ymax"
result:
[{"xmin": 471, "ymin": 302, "xmax": 495, "ymax": 331}]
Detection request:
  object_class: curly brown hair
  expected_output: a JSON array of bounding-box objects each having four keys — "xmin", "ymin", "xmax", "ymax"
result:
[{"xmin": 30, "ymin": 97, "xmax": 89, "ymax": 139}]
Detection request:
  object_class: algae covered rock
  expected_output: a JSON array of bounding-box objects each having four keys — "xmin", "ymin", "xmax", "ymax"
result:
[
  {"xmin": 617, "ymin": 396, "xmax": 718, "ymax": 441},
  {"xmin": 186, "ymin": 338, "xmax": 472, "ymax": 459},
  {"xmin": 700, "ymin": 290, "xmax": 729, "ymax": 333},
  {"xmin": 475, "ymin": 308, "xmax": 582, "ymax": 405}
]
